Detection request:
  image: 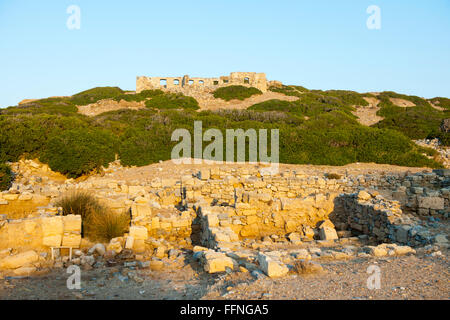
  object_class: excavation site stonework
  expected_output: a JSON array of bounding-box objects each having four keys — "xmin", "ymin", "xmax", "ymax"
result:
[{"xmin": 0, "ymin": 159, "xmax": 448, "ymax": 300}]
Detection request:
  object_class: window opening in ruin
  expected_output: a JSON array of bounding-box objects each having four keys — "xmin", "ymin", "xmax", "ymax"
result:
[
  {"xmin": 189, "ymin": 80, "xmax": 194, "ymax": 85},
  {"xmin": 213, "ymin": 80, "xmax": 219, "ymax": 85},
  {"xmin": 174, "ymin": 79, "xmax": 180, "ymax": 86},
  {"xmin": 244, "ymin": 77, "xmax": 250, "ymax": 84},
  {"xmin": 199, "ymin": 80, "xmax": 204, "ymax": 85},
  {"xmin": 160, "ymin": 79, "xmax": 167, "ymax": 88}
]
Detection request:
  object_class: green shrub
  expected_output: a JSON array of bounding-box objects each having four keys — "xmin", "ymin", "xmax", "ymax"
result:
[
  {"xmin": 112, "ymin": 89, "xmax": 165, "ymax": 102},
  {"xmin": 40, "ymin": 128, "xmax": 118, "ymax": 178},
  {"xmin": 429, "ymin": 97, "xmax": 450, "ymax": 110},
  {"xmin": 1, "ymin": 97, "xmax": 78, "ymax": 116},
  {"xmin": 374, "ymin": 92, "xmax": 448, "ymax": 145},
  {"xmin": 144, "ymin": 93, "xmax": 199, "ymax": 110},
  {"xmin": 0, "ymin": 114, "xmax": 91, "ymax": 163},
  {"xmin": 269, "ymin": 85, "xmax": 308, "ymax": 97},
  {"xmin": 0, "ymin": 163, "xmax": 13, "ymax": 191},
  {"xmin": 213, "ymin": 85, "xmax": 262, "ymax": 101},
  {"xmin": 70, "ymin": 87, "xmax": 125, "ymax": 105}
]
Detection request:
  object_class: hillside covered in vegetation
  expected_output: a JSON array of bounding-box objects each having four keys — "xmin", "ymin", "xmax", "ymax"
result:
[{"xmin": 0, "ymin": 84, "xmax": 448, "ymax": 186}]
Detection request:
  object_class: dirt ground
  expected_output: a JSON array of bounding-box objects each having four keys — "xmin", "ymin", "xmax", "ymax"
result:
[
  {"xmin": 96, "ymin": 160, "xmax": 433, "ymax": 184},
  {"xmin": 0, "ymin": 251, "xmax": 448, "ymax": 300}
]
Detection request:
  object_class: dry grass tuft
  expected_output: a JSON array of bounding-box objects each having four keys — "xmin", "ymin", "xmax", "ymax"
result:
[
  {"xmin": 84, "ymin": 209, "xmax": 130, "ymax": 242},
  {"xmin": 55, "ymin": 191, "xmax": 129, "ymax": 241}
]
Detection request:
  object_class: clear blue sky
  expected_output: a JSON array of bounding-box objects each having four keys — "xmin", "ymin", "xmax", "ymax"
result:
[{"xmin": 0, "ymin": 0, "xmax": 449, "ymax": 107}]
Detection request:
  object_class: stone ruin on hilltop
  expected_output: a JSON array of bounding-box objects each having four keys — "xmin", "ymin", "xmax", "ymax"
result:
[{"xmin": 136, "ymin": 72, "xmax": 283, "ymax": 94}]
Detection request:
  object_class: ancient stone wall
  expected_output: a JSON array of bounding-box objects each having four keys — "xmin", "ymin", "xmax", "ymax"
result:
[
  {"xmin": 136, "ymin": 72, "xmax": 269, "ymax": 94},
  {"xmin": 0, "ymin": 214, "xmax": 81, "ymax": 250},
  {"xmin": 1, "ymin": 162, "xmax": 448, "ymax": 252}
]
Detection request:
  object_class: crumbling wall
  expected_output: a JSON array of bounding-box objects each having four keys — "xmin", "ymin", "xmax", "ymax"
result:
[
  {"xmin": 0, "ymin": 214, "xmax": 81, "ymax": 250},
  {"xmin": 335, "ymin": 191, "xmax": 435, "ymax": 247},
  {"xmin": 136, "ymin": 72, "xmax": 269, "ymax": 93}
]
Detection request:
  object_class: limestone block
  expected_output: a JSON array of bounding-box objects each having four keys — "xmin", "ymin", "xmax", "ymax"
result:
[
  {"xmin": 18, "ymin": 194, "xmax": 33, "ymax": 201},
  {"xmin": 206, "ymin": 214, "xmax": 219, "ymax": 228},
  {"xmin": 125, "ymin": 236, "xmax": 134, "ymax": 250},
  {"xmin": 288, "ymin": 232, "xmax": 301, "ymax": 243},
  {"xmin": 61, "ymin": 233, "xmax": 81, "ymax": 247},
  {"xmin": 133, "ymin": 239, "xmax": 146, "ymax": 253},
  {"xmin": 63, "ymin": 215, "xmax": 81, "ymax": 232},
  {"xmin": 317, "ymin": 220, "xmax": 335, "ymax": 229},
  {"xmin": 418, "ymin": 197, "xmax": 444, "ymax": 210},
  {"xmin": 199, "ymin": 169, "xmax": 211, "ymax": 180},
  {"xmin": 285, "ymin": 220, "xmax": 297, "ymax": 233},
  {"xmin": 358, "ymin": 191, "xmax": 371, "ymax": 201},
  {"xmin": 107, "ymin": 237, "xmax": 123, "ymax": 254},
  {"xmin": 319, "ymin": 227, "xmax": 338, "ymax": 241},
  {"xmin": 13, "ymin": 266, "xmax": 36, "ymax": 276},
  {"xmin": 43, "ymin": 235, "xmax": 62, "ymax": 247},
  {"xmin": 203, "ymin": 251, "xmax": 235, "ymax": 273},
  {"xmin": 172, "ymin": 219, "xmax": 189, "ymax": 228},
  {"xmin": 155, "ymin": 246, "xmax": 166, "ymax": 259},
  {"xmin": 128, "ymin": 186, "xmax": 146, "ymax": 195},
  {"xmin": 151, "ymin": 217, "xmax": 160, "ymax": 229},
  {"xmin": 132, "ymin": 204, "xmax": 152, "ymax": 218},
  {"xmin": 240, "ymin": 224, "xmax": 259, "ymax": 237},
  {"xmin": 0, "ymin": 250, "xmax": 39, "ymax": 269},
  {"xmin": 257, "ymin": 253, "xmax": 289, "ymax": 278},
  {"xmin": 394, "ymin": 246, "xmax": 416, "ymax": 255},
  {"xmin": 42, "ymin": 216, "xmax": 63, "ymax": 237},
  {"xmin": 129, "ymin": 226, "xmax": 148, "ymax": 240},
  {"xmin": 3, "ymin": 194, "xmax": 19, "ymax": 201},
  {"xmin": 213, "ymin": 231, "xmax": 230, "ymax": 243}
]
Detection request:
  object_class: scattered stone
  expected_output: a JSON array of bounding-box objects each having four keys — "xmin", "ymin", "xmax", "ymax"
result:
[
  {"xmin": 257, "ymin": 253, "xmax": 289, "ymax": 278},
  {"xmin": 13, "ymin": 266, "xmax": 36, "ymax": 276},
  {"xmin": 293, "ymin": 260, "xmax": 325, "ymax": 275},
  {"xmin": 88, "ymin": 244, "xmax": 106, "ymax": 256},
  {"xmin": 203, "ymin": 251, "xmax": 235, "ymax": 274},
  {"xmin": 0, "ymin": 251, "xmax": 39, "ymax": 269}
]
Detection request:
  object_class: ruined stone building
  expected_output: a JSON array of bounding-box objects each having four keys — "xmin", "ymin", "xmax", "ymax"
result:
[{"xmin": 136, "ymin": 72, "xmax": 276, "ymax": 93}]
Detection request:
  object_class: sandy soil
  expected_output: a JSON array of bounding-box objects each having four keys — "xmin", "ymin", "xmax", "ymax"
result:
[
  {"xmin": 352, "ymin": 97, "xmax": 384, "ymax": 126},
  {"xmin": 96, "ymin": 160, "xmax": 433, "ymax": 184},
  {"xmin": 389, "ymin": 98, "xmax": 416, "ymax": 108},
  {"xmin": 0, "ymin": 252, "xmax": 447, "ymax": 300},
  {"xmin": 196, "ymin": 91, "xmax": 299, "ymax": 111}
]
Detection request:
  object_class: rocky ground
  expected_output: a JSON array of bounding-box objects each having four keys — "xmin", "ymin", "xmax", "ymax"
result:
[{"xmin": 0, "ymin": 246, "xmax": 448, "ymax": 300}]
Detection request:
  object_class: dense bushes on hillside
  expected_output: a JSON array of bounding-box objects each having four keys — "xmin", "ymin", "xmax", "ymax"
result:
[
  {"xmin": 0, "ymin": 114, "xmax": 92, "ymax": 163},
  {"xmin": 40, "ymin": 128, "xmax": 118, "ymax": 178},
  {"xmin": 248, "ymin": 95, "xmax": 357, "ymax": 118},
  {"xmin": 145, "ymin": 92, "xmax": 199, "ymax": 110},
  {"xmin": 70, "ymin": 87, "xmax": 125, "ymax": 105},
  {"xmin": 429, "ymin": 97, "xmax": 450, "ymax": 110},
  {"xmin": 0, "ymin": 85, "xmax": 446, "ymax": 179},
  {"xmin": 0, "ymin": 163, "xmax": 13, "ymax": 191},
  {"xmin": 112, "ymin": 89, "xmax": 164, "ymax": 102},
  {"xmin": 213, "ymin": 85, "xmax": 262, "ymax": 101},
  {"xmin": 374, "ymin": 92, "xmax": 449, "ymax": 145}
]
